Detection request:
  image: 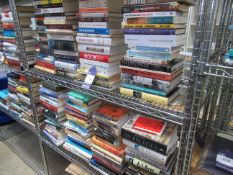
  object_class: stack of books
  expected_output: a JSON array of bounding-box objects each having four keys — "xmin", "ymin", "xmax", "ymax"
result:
[
  {"xmin": 121, "ymin": 114, "xmax": 178, "ymax": 175},
  {"xmin": 76, "ymin": 0, "xmax": 126, "ymax": 90},
  {"xmin": 34, "ymin": 0, "xmax": 79, "ymax": 77},
  {"xmin": 63, "ymin": 90, "xmax": 101, "ymax": 161},
  {"xmin": 39, "ymin": 82, "xmax": 67, "ymax": 146},
  {"xmin": 17, "ymin": 5, "xmax": 36, "ymax": 68},
  {"xmin": 1, "ymin": 7, "xmax": 18, "ymax": 69},
  {"xmin": 90, "ymin": 103, "xmax": 130, "ymax": 174},
  {"xmin": 7, "ymin": 72, "xmax": 41, "ymax": 128},
  {"xmin": 120, "ymin": 0, "xmax": 193, "ymax": 105}
]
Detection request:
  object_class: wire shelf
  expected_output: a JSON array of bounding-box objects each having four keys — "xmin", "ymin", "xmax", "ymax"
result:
[
  {"xmin": 0, "ymin": 107, "xmax": 39, "ymax": 136},
  {"xmin": 40, "ymin": 136, "xmax": 104, "ymax": 175},
  {"xmin": 27, "ymin": 68, "xmax": 186, "ymax": 126},
  {"xmin": 205, "ymin": 63, "xmax": 233, "ymax": 79}
]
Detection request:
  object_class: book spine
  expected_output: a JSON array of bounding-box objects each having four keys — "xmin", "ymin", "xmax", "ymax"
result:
[
  {"xmin": 126, "ymin": 50, "xmax": 170, "ymax": 60},
  {"xmin": 132, "ymin": 45, "xmax": 171, "ymax": 53},
  {"xmin": 121, "ymin": 59, "xmax": 171, "ymax": 72},
  {"xmin": 41, "ymin": 7, "xmax": 64, "ymax": 13},
  {"xmin": 78, "ymin": 28, "xmax": 111, "ymax": 35},
  {"xmin": 122, "ymin": 4, "xmax": 180, "ymax": 13},
  {"xmin": 124, "ymin": 11, "xmax": 178, "ymax": 18},
  {"xmin": 123, "ymin": 24, "xmax": 176, "ymax": 28},
  {"xmin": 79, "ymin": 22, "xmax": 117, "ymax": 29},
  {"xmin": 121, "ymin": 67, "xmax": 172, "ymax": 81},
  {"xmin": 47, "ymin": 34, "xmax": 75, "ymax": 41},
  {"xmin": 122, "ymin": 83, "xmax": 167, "ymax": 96},
  {"xmin": 93, "ymin": 155, "xmax": 122, "ymax": 174},
  {"xmin": 121, "ymin": 128, "xmax": 167, "ymax": 154},
  {"xmin": 36, "ymin": 60, "xmax": 55, "ymax": 70},
  {"xmin": 54, "ymin": 50, "xmax": 78, "ymax": 57},
  {"xmin": 55, "ymin": 61, "xmax": 79, "ymax": 71},
  {"xmin": 79, "ymin": 17, "xmax": 109, "ymax": 22},
  {"xmin": 79, "ymin": 7, "xmax": 109, "ymax": 13},
  {"xmin": 48, "ymin": 40, "xmax": 76, "ymax": 51},
  {"xmin": 79, "ymin": 0, "xmax": 107, "ymax": 8},
  {"xmin": 124, "ymin": 28, "xmax": 176, "ymax": 35},
  {"xmin": 123, "ymin": 139, "xmax": 167, "ymax": 164},
  {"xmin": 40, "ymin": 100, "xmax": 61, "ymax": 113},
  {"xmin": 125, "ymin": 155, "xmax": 163, "ymax": 175},
  {"xmin": 79, "ymin": 52, "xmax": 110, "ymax": 62},
  {"xmin": 90, "ymin": 159, "xmax": 118, "ymax": 175},
  {"xmin": 76, "ymin": 36, "xmax": 112, "ymax": 45},
  {"xmin": 120, "ymin": 87, "xmax": 169, "ymax": 105},
  {"xmin": 121, "ymin": 73, "xmax": 171, "ymax": 93},
  {"xmin": 80, "ymin": 59, "xmax": 110, "ymax": 68},
  {"xmin": 124, "ymin": 17, "xmax": 173, "ymax": 24},
  {"xmin": 78, "ymin": 44, "xmax": 110, "ymax": 55}
]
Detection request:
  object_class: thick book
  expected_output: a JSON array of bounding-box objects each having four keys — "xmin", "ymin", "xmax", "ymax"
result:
[
  {"xmin": 120, "ymin": 65, "xmax": 183, "ymax": 81},
  {"xmin": 133, "ymin": 116, "xmax": 167, "ymax": 136},
  {"xmin": 79, "ymin": 22, "xmax": 121, "ymax": 29},
  {"xmin": 123, "ymin": 0, "xmax": 196, "ymax": 5},
  {"xmin": 120, "ymin": 87, "xmax": 180, "ymax": 105},
  {"xmin": 122, "ymin": 57, "xmax": 184, "ymax": 72},
  {"xmin": 124, "ymin": 28, "xmax": 185, "ymax": 35},
  {"xmin": 121, "ymin": 73, "xmax": 182, "ymax": 95},
  {"xmin": 122, "ymin": 2, "xmax": 189, "ymax": 13},
  {"xmin": 79, "ymin": 52, "xmax": 124, "ymax": 63},
  {"xmin": 76, "ymin": 36, "xmax": 125, "ymax": 46}
]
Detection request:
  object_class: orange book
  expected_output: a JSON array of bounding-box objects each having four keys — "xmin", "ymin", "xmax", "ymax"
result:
[
  {"xmin": 96, "ymin": 104, "xmax": 128, "ymax": 121},
  {"xmin": 79, "ymin": 7, "xmax": 109, "ymax": 13},
  {"xmin": 91, "ymin": 135, "xmax": 126, "ymax": 157}
]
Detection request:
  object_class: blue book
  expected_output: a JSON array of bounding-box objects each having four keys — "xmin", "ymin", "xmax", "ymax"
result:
[
  {"xmin": 65, "ymin": 139, "xmax": 93, "ymax": 160},
  {"xmin": 67, "ymin": 135, "xmax": 88, "ymax": 149},
  {"xmin": 39, "ymin": 87, "xmax": 66, "ymax": 98},
  {"xmin": 122, "ymin": 83, "xmax": 167, "ymax": 96},
  {"xmin": 63, "ymin": 121, "xmax": 89, "ymax": 137},
  {"xmin": 78, "ymin": 28, "xmax": 111, "ymax": 35},
  {"xmin": 66, "ymin": 101, "xmax": 88, "ymax": 114},
  {"xmin": 0, "ymin": 89, "xmax": 9, "ymax": 100}
]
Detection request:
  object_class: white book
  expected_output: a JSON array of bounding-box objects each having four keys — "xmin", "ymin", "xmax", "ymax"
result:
[
  {"xmin": 80, "ymin": 64, "xmax": 120, "ymax": 77},
  {"xmin": 79, "ymin": 12, "xmax": 122, "ymax": 18},
  {"xmin": 55, "ymin": 61, "xmax": 79, "ymax": 72},
  {"xmin": 125, "ymin": 34, "xmax": 186, "ymax": 47},
  {"xmin": 124, "ymin": 11, "xmax": 185, "ymax": 18},
  {"xmin": 80, "ymin": 58, "xmax": 120, "ymax": 68},
  {"xmin": 76, "ymin": 36, "xmax": 124, "ymax": 46},
  {"xmin": 48, "ymin": 34, "xmax": 75, "ymax": 41},
  {"xmin": 77, "ymin": 32, "xmax": 124, "ymax": 38},
  {"xmin": 78, "ymin": 22, "xmax": 121, "ymax": 29},
  {"xmin": 78, "ymin": 44, "xmax": 126, "ymax": 56}
]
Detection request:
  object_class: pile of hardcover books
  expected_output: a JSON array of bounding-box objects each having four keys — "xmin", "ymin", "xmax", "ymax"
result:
[
  {"xmin": 39, "ymin": 82, "xmax": 67, "ymax": 146},
  {"xmin": 121, "ymin": 114, "xmax": 178, "ymax": 175},
  {"xmin": 120, "ymin": 0, "xmax": 194, "ymax": 105},
  {"xmin": 34, "ymin": 0, "xmax": 79, "ymax": 78},
  {"xmin": 1, "ymin": 7, "xmax": 18, "ymax": 69},
  {"xmin": 7, "ymin": 72, "xmax": 41, "ymax": 128},
  {"xmin": 63, "ymin": 90, "xmax": 101, "ymax": 161},
  {"xmin": 90, "ymin": 103, "xmax": 130, "ymax": 174},
  {"xmin": 76, "ymin": 0, "xmax": 126, "ymax": 90}
]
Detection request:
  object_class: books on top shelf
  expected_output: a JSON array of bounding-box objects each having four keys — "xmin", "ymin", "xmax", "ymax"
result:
[
  {"xmin": 63, "ymin": 90, "xmax": 101, "ymax": 161},
  {"xmin": 34, "ymin": 0, "xmax": 79, "ymax": 78},
  {"xmin": 119, "ymin": 0, "xmax": 193, "ymax": 107},
  {"xmin": 77, "ymin": 0, "xmax": 125, "ymax": 90}
]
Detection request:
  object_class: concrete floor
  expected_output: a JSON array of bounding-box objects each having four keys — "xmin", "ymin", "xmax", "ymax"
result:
[{"xmin": 0, "ymin": 141, "xmax": 36, "ymax": 175}]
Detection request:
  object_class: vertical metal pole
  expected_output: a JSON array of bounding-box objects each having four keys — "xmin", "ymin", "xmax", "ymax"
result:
[
  {"xmin": 182, "ymin": 0, "xmax": 219, "ymax": 174},
  {"xmin": 9, "ymin": 0, "xmax": 49, "ymax": 174},
  {"xmin": 176, "ymin": 0, "xmax": 208, "ymax": 174}
]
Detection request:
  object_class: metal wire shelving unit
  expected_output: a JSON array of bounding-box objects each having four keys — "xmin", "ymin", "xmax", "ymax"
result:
[{"xmin": 4, "ymin": 0, "xmax": 233, "ymax": 174}]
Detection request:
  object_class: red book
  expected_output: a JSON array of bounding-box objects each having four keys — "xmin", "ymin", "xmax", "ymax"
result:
[
  {"xmin": 3, "ymin": 23, "xmax": 15, "ymax": 29},
  {"xmin": 79, "ymin": 52, "xmax": 109, "ymax": 62},
  {"xmin": 133, "ymin": 116, "xmax": 166, "ymax": 136},
  {"xmin": 79, "ymin": 7, "xmax": 109, "ymax": 13},
  {"xmin": 7, "ymin": 60, "xmax": 21, "ymax": 66},
  {"xmin": 40, "ymin": 100, "xmax": 58, "ymax": 113},
  {"xmin": 65, "ymin": 110, "xmax": 90, "ymax": 122},
  {"xmin": 96, "ymin": 104, "xmax": 128, "ymax": 121},
  {"xmin": 65, "ymin": 104, "xmax": 87, "ymax": 117},
  {"xmin": 120, "ymin": 66, "xmax": 175, "ymax": 81},
  {"xmin": 36, "ymin": 60, "xmax": 55, "ymax": 70}
]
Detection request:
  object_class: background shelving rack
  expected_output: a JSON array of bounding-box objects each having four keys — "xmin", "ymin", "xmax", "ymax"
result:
[{"xmin": 3, "ymin": 0, "xmax": 233, "ymax": 174}]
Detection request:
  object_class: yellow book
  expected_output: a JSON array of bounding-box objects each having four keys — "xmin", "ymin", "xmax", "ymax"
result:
[
  {"xmin": 122, "ymin": 24, "xmax": 183, "ymax": 29},
  {"xmin": 16, "ymin": 86, "xmax": 29, "ymax": 94},
  {"xmin": 77, "ymin": 68, "xmax": 110, "ymax": 79},
  {"xmin": 35, "ymin": 65, "xmax": 56, "ymax": 74},
  {"xmin": 66, "ymin": 114, "xmax": 90, "ymax": 128},
  {"xmin": 36, "ymin": 0, "xmax": 62, "ymax": 5},
  {"xmin": 120, "ymin": 87, "xmax": 180, "ymax": 106}
]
